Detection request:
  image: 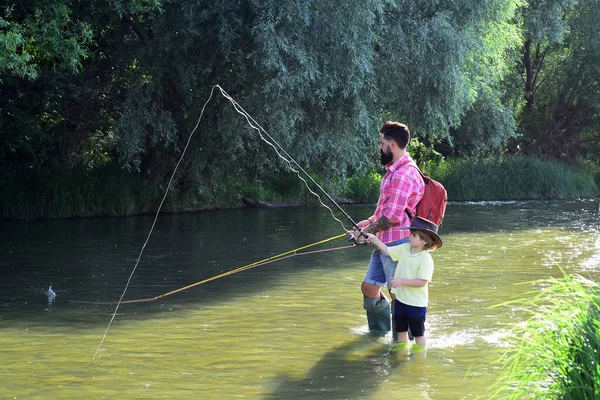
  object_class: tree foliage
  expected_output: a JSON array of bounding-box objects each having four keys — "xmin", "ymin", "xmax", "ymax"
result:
[
  {"xmin": 1, "ymin": 0, "xmax": 597, "ymax": 207},
  {"xmin": 0, "ymin": 2, "xmax": 93, "ymax": 79},
  {"xmin": 511, "ymin": 0, "xmax": 600, "ymax": 162}
]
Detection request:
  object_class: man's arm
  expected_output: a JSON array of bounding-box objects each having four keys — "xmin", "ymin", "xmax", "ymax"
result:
[{"xmin": 363, "ymin": 215, "xmax": 396, "ymax": 235}]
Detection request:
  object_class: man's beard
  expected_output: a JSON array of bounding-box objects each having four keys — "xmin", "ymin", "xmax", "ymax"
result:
[{"xmin": 380, "ymin": 149, "xmax": 393, "ymax": 165}]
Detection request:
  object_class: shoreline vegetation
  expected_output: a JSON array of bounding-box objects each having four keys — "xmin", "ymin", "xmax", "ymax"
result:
[
  {"xmin": 1, "ymin": 155, "xmax": 598, "ymax": 220},
  {"xmin": 492, "ymin": 273, "xmax": 600, "ymax": 399}
]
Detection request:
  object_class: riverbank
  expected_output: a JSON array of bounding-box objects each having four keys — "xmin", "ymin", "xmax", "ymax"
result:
[
  {"xmin": 1, "ymin": 155, "xmax": 598, "ymax": 220},
  {"xmin": 493, "ymin": 273, "xmax": 600, "ymax": 399}
]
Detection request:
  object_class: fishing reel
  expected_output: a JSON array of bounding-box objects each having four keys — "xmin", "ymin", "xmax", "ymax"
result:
[{"xmin": 347, "ymin": 230, "xmax": 368, "ymax": 246}]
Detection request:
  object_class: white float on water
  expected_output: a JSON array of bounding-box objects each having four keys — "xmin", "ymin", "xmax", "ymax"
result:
[{"xmin": 46, "ymin": 286, "xmax": 56, "ymax": 303}]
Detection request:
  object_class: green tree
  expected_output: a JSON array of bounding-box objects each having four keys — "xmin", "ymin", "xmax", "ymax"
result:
[
  {"xmin": 1, "ymin": 0, "xmax": 526, "ymax": 204},
  {"xmin": 0, "ymin": 2, "xmax": 93, "ymax": 80},
  {"xmin": 513, "ymin": 0, "xmax": 600, "ymax": 162},
  {"xmin": 518, "ymin": 0, "xmax": 576, "ymax": 114},
  {"xmin": 111, "ymin": 0, "xmax": 522, "ymax": 186}
]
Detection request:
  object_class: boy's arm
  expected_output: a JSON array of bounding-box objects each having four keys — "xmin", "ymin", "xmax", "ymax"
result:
[
  {"xmin": 391, "ymin": 278, "xmax": 428, "ymax": 288},
  {"xmin": 364, "ymin": 233, "xmax": 388, "ymax": 255}
]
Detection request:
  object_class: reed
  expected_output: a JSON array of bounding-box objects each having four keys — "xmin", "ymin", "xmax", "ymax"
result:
[
  {"xmin": 428, "ymin": 156, "xmax": 598, "ymax": 201},
  {"xmin": 0, "ymin": 165, "xmax": 159, "ymax": 219},
  {"xmin": 1, "ymin": 155, "xmax": 597, "ymax": 219},
  {"xmin": 492, "ymin": 274, "xmax": 600, "ymax": 399}
]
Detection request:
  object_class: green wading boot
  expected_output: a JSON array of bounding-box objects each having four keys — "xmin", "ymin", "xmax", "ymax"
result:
[
  {"xmin": 390, "ymin": 341, "xmax": 410, "ymax": 354},
  {"xmin": 363, "ymin": 293, "xmax": 391, "ymax": 335},
  {"xmin": 410, "ymin": 344, "xmax": 427, "ymax": 354}
]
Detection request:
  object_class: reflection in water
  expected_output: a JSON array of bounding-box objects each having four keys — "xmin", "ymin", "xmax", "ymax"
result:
[
  {"xmin": 0, "ymin": 199, "xmax": 598, "ymax": 399},
  {"xmin": 264, "ymin": 336, "xmax": 396, "ymax": 400}
]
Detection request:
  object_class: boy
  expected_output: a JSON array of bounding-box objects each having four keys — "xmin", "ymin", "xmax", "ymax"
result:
[{"xmin": 364, "ymin": 217, "xmax": 442, "ymax": 349}]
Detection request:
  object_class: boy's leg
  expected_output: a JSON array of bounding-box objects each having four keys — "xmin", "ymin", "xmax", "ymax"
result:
[
  {"xmin": 393, "ymin": 299, "xmax": 410, "ymax": 343},
  {"xmin": 413, "ymin": 336, "xmax": 426, "ymax": 346},
  {"xmin": 381, "ymin": 239, "xmax": 408, "ymax": 341},
  {"xmin": 406, "ymin": 306, "xmax": 427, "ymax": 346}
]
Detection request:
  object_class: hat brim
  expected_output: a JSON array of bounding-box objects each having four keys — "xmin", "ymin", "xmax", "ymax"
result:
[{"xmin": 401, "ymin": 226, "xmax": 443, "ymax": 248}]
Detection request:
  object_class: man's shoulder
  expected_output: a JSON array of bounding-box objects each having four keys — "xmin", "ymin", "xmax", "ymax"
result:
[{"xmin": 389, "ymin": 160, "xmax": 423, "ymax": 183}]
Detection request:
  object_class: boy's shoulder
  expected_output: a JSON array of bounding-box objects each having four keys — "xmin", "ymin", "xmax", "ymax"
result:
[{"xmin": 387, "ymin": 242, "xmax": 411, "ymax": 260}]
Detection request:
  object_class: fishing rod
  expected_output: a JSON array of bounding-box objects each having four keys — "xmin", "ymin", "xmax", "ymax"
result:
[
  {"xmin": 216, "ymin": 86, "xmax": 368, "ymax": 241},
  {"xmin": 72, "ymin": 233, "xmax": 353, "ymax": 305},
  {"xmin": 260, "ymin": 132, "xmax": 366, "ymax": 236},
  {"xmin": 88, "ymin": 85, "xmax": 368, "ymax": 359}
]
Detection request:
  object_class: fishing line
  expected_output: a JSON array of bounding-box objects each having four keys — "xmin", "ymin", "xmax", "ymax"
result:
[
  {"xmin": 215, "ymin": 86, "xmax": 356, "ymax": 232},
  {"xmin": 90, "ymin": 85, "xmax": 362, "ymax": 359},
  {"xmin": 72, "ymin": 234, "xmax": 353, "ymax": 305},
  {"xmin": 90, "ymin": 85, "xmax": 219, "ymax": 359}
]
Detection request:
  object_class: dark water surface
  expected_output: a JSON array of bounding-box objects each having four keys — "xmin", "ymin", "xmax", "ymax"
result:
[{"xmin": 1, "ymin": 200, "xmax": 599, "ymax": 399}]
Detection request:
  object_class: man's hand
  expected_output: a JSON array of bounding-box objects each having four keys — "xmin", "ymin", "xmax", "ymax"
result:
[
  {"xmin": 347, "ymin": 228, "xmax": 368, "ymax": 245},
  {"xmin": 357, "ymin": 219, "xmax": 371, "ymax": 229}
]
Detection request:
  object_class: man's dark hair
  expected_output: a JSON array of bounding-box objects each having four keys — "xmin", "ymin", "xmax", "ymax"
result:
[{"xmin": 380, "ymin": 121, "xmax": 410, "ymax": 149}]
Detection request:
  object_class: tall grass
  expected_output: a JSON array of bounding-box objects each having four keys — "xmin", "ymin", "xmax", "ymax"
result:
[
  {"xmin": 492, "ymin": 274, "xmax": 600, "ymax": 399},
  {"xmin": 1, "ymin": 155, "xmax": 598, "ymax": 219},
  {"xmin": 428, "ymin": 155, "xmax": 598, "ymax": 201},
  {"xmin": 0, "ymin": 166, "xmax": 320, "ymax": 219},
  {"xmin": 0, "ymin": 165, "xmax": 159, "ymax": 219}
]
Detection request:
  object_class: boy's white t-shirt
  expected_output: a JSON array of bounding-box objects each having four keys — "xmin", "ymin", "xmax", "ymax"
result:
[{"xmin": 388, "ymin": 243, "xmax": 434, "ymax": 307}]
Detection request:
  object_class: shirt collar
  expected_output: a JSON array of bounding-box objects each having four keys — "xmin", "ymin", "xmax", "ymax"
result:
[{"xmin": 386, "ymin": 153, "xmax": 411, "ymax": 172}]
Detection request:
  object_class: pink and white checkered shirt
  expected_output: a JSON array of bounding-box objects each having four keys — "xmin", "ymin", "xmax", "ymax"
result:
[{"xmin": 374, "ymin": 154, "xmax": 424, "ymax": 244}]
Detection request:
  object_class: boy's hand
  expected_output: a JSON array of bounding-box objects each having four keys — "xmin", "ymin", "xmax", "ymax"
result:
[{"xmin": 391, "ymin": 277, "xmax": 402, "ymax": 288}]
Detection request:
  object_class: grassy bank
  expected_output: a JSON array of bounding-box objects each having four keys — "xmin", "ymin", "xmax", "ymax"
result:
[
  {"xmin": 491, "ymin": 273, "xmax": 600, "ymax": 399},
  {"xmin": 0, "ymin": 165, "xmax": 319, "ymax": 220},
  {"xmin": 431, "ymin": 156, "xmax": 599, "ymax": 201},
  {"xmin": 345, "ymin": 155, "xmax": 599, "ymax": 202},
  {"xmin": 0, "ymin": 155, "xmax": 598, "ymax": 219},
  {"xmin": 0, "ymin": 166, "xmax": 160, "ymax": 219}
]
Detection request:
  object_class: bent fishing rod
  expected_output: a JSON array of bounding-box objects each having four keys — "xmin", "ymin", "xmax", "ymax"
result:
[
  {"xmin": 87, "ymin": 85, "xmax": 367, "ymax": 359},
  {"xmin": 216, "ymin": 86, "xmax": 367, "ymax": 240}
]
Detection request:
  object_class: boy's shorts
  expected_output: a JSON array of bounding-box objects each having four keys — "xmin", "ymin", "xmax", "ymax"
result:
[
  {"xmin": 363, "ymin": 238, "xmax": 408, "ymax": 290},
  {"xmin": 394, "ymin": 299, "xmax": 427, "ymax": 337}
]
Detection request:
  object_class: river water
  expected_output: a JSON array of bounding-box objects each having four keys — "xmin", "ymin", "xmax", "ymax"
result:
[{"xmin": 1, "ymin": 200, "xmax": 599, "ymax": 399}]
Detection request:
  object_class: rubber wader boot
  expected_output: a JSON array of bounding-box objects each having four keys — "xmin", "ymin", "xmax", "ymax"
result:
[{"xmin": 363, "ymin": 292, "xmax": 391, "ymax": 335}]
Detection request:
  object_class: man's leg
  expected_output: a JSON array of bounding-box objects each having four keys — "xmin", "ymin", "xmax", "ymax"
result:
[{"xmin": 362, "ymin": 250, "xmax": 393, "ymax": 335}]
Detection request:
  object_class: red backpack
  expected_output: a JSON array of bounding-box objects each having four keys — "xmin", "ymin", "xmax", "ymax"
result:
[{"xmin": 402, "ymin": 161, "xmax": 447, "ymax": 227}]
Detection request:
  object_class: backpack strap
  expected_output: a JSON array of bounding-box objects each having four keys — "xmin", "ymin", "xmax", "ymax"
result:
[
  {"xmin": 399, "ymin": 159, "xmax": 429, "ymax": 183},
  {"xmin": 398, "ymin": 159, "xmax": 426, "ymax": 220}
]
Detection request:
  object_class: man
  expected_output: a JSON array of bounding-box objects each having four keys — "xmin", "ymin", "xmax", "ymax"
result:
[{"xmin": 353, "ymin": 121, "xmax": 424, "ymax": 334}]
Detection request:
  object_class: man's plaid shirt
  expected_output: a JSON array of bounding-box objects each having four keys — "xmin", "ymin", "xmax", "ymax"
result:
[{"xmin": 374, "ymin": 154, "xmax": 424, "ymax": 244}]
